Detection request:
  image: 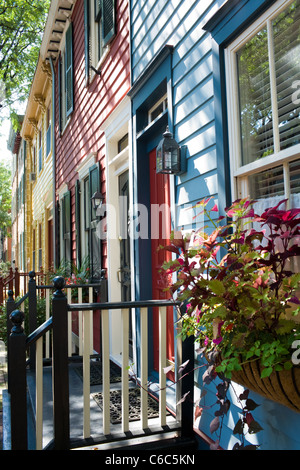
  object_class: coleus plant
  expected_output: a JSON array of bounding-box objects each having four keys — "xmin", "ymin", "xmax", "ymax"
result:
[
  {"xmin": 163, "ymin": 197, "xmax": 300, "ymax": 378},
  {"xmin": 162, "ymin": 197, "xmax": 300, "ymax": 448}
]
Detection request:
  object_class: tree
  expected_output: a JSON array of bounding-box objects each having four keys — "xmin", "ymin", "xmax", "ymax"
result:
[
  {"xmin": 0, "ymin": 162, "xmax": 11, "ymax": 237},
  {"xmin": 0, "ymin": 0, "xmax": 50, "ymax": 127}
]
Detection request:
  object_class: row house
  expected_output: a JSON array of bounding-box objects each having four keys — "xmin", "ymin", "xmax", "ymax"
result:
[
  {"xmin": 6, "ymin": 0, "xmax": 300, "ymax": 450},
  {"xmin": 36, "ymin": 0, "xmax": 131, "ymax": 356},
  {"xmin": 20, "ymin": 57, "xmax": 54, "ymax": 275},
  {"xmin": 7, "ymin": 119, "xmax": 26, "ymax": 273},
  {"xmin": 8, "ymin": 55, "xmax": 54, "ymax": 281}
]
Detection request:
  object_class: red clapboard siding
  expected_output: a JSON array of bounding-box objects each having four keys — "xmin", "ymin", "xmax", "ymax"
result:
[{"xmin": 55, "ymin": 0, "xmax": 130, "ymax": 269}]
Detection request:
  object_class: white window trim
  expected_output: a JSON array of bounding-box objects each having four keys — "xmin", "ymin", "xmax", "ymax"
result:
[
  {"xmin": 148, "ymin": 94, "xmax": 168, "ymax": 125},
  {"xmin": 225, "ymin": 0, "xmax": 300, "ymax": 203},
  {"xmin": 88, "ymin": 0, "xmax": 111, "ymax": 82},
  {"xmin": 58, "ymin": 20, "xmax": 72, "ymax": 133}
]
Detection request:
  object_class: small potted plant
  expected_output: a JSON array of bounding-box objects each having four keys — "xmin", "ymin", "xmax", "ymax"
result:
[{"xmin": 162, "ymin": 197, "xmax": 300, "ymax": 412}]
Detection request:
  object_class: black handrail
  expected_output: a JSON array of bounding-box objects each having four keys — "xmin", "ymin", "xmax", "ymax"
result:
[
  {"xmin": 26, "ymin": 316, "xmax": 53, "ymax": 348},
  {"xmin": 36, "ymin": 283, "xmax": 102, "ymax": 289},
  {"xmin": 68, "ymin": 299, "xmax": 180, "ymax": 311},
  {"xmin": 15, "ymin": 292, "xmax": 29, "ymax": 308}
]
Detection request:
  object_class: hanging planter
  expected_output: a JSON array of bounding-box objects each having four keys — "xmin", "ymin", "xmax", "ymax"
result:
[{"xmin": 231, "ymin": 361, "xmax": 300, "ymax": 413}]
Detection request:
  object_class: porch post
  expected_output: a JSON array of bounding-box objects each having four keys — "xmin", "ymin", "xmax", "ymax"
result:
[
  {"xmin": 177, "ymin": 302, "xmax": 195, "ymax": 439},
  {"xmin": 14, "ymin": 267, "xmax": 20, "ymax": 298},
  {"xmin": 6, "ymin": 290, "xmax": 16, "ymax": 392},
  {"xmin": 51, "ymin": 276, "xmax": 70, "ymax": 450},
  {"xmin": 28, "ymin": 271, "xmax": 37, "ymax": 370},
  {"xmin": 9, "ymin": 309, "xmax": 28, "ymax": 450},
  {"xmin": 180, "ymin": 334, "xmax": 195, "ymax": 438}
]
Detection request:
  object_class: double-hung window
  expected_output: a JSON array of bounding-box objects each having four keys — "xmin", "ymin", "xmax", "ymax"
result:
[
  {"xmin": 226, "ymin": 0, "xmax": 300, "ymax": 214},
  {"xmin": 84, "ymin": 0, "xmax": 116, "ymax": 81},
  {"xmin": 38, "ymin": 129, "xmax": 42, "ymax": 172},
  {"xmin": 46, "ymin": 106, "xmax": 51, "ymax": 156},
  {"xmin": 59, "ymin": 23, "xmax": 74, "ymax": 132}
]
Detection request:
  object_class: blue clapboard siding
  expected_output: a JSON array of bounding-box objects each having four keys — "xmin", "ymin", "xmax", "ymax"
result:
[
  {"xmin": 130, "ymin": 0, "xmax": 300, "ymax": 449},
  {"xmin": 131, "ymin": 0, "xmax": 223, "ymax": 229},
  {"xmin": 195, "ymin": 356, "xmax": 300, "ymax": 450}
]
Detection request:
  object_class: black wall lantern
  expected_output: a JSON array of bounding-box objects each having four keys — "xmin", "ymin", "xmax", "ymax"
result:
[
  {"xmin": 91, "ymin": 191, "xmax": 104, "ymax": 212},
  {"xmin": 156, "ymin": 126, "xmax": 186, "ymax": 175}
]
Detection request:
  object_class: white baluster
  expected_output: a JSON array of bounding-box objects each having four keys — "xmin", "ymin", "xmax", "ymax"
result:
[
  {"xmin": 36, "ymin": 337, "xmax": 43, "ymax": 450},
  {"xmin": 159, "ymin": 306, "xmax": 167, "ymax": 426},
  {"xmin": 122, "ymin": 308, "xmax": 129, "ymax": 432},
  {"xmin": 102, "ymin": 310, "xmax": 110, "ymax": 435},
  {"xmin": 140, "ymin": 307, "xmax": 148, "ymax": 429},
  {"xmin": 83, "ymin": 309, "xmax": 91, "ymax": 438}
]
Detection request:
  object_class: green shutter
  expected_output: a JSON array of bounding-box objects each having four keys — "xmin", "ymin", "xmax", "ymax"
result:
[
  {"xmin": 95, "ymin": 0, "xmax": 101, "ymax": 21},
  {"xmin": 55, "ymin": 200, "xmax": 60, "ymax": 268},
  {"xmin": 75, "ymin": 180, "xmax": 82, "ymax": 267},
  {"xmin": 102, "ymin": 0, "xmax": 116, "ymax": 47},
  {"xmin": 65, "ymin": 23, "xmax": 74, "ymax": 117},
  {"xmin": 62, "ymin": 190, "xmax": 71, "ymax": 263},
  {"xmin": 58, "ymin": 56, "xmax": 62, "ymax": 133}
]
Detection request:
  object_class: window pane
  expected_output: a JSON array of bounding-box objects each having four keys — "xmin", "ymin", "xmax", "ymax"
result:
[
  {"xmin": 273, "ymin": 1, "xmax": 300, "ymax": 151},
  {"xmin": 249, "ymin": 165, "xmax": 284, "ymax": 201},
  {"xmin": 90, "ymin": 228, "xmax": 101, "ymax": 279},
  {"xmin": 237, "ymin": 27, "xmax": 273, "ymax": 165},
  {"xmin": 290, "ymin": 159, "xmax": 300, "ymax": 273}
]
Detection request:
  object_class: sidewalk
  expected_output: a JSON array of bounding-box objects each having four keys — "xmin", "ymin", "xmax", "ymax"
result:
[
  {"xmin": 0, "ymin": 341, "xmax": 7, "ymax": 450},
  {"xmin": 0, "ymin": 364, "xmax": 7, "ymax": 450}
]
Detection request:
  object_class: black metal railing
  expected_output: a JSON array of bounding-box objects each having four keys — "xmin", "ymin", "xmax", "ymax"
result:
[{"xmin": 5, "ymin": 275, "xmax": 194, "ymax": 450}]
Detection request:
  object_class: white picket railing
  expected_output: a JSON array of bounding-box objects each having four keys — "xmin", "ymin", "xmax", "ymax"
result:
[{"xmin": 68, "ymin": 301, "xmax": 175, "ymax": 441}]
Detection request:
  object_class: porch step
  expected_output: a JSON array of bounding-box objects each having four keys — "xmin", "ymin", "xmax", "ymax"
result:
[{"xmin": 72, "ymin": 432, "xmax": 198, "ymax": 451}]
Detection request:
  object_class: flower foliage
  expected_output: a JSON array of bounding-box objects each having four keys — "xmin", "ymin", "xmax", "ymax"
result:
[{"xmin": 162, "ymin": 198, "xmax": 300, "ymax": 379}]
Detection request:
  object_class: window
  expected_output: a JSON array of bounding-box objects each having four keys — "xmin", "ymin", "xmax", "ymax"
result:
[
  {"xmin": 38, "ymin": 129, "xmax": 42, "ymax": 172},
  {"xmin": 118, "ymin": 133, "xmax": 128, "ymax": 153},
  {"xmin": 38, "ymin": 223, "xmax": 42, "ymax": 270},
  {"xmin": 84, "ymin": 0, "xmax": 116, "ymax": 80},
  {"xmin": 226, "ymin": 0, "xmax": 300, "ymax": 212},
  {"xmin": 78, "ymin": 162, "xmax": 102, "ymax": 280},
  {"xmin": 135, "ymin": 80, "xmax": 168, "ymax": 133},
  {"xmin": 32, "ymin": 145, "xmax": 36, "ymax": 174},
  {"xmin": 59, "ymin": 23, "xmax": 73, "ymax": 132},
  {"xmin": 46, "ymin": 106, "xmax": 51, "ymax": 156},
  {"xmin": 148, "ymin": 95, "xmax": 168, "ymax": 125}
]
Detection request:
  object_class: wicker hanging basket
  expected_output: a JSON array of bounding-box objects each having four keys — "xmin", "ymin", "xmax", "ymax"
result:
[{"xmin": 230, "ymin": 361, "xmax": 300, "ymax": 413}]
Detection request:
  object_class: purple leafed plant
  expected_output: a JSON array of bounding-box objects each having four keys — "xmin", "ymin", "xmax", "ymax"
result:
[{"xmin": 162, "ymin": 197, "xmax": 300, "ymax": 448}]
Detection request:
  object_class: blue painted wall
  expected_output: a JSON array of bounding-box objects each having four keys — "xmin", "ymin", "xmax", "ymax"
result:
[
  {"xmin": 130, "ymin": 0, "xmax": 300, "ymax": 449},
  {"xmin": 131, "ymin": 0, "xmax": 225, "ymax": 232}
]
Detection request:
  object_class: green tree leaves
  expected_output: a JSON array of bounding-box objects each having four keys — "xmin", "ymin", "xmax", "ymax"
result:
[
  {"xmin": 0, "ymin": 0, "xmax": 50, "ymax": 123},
  {"xmin": 0, "ymin": 162, "xmax": 11, "ymax": 237}
]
